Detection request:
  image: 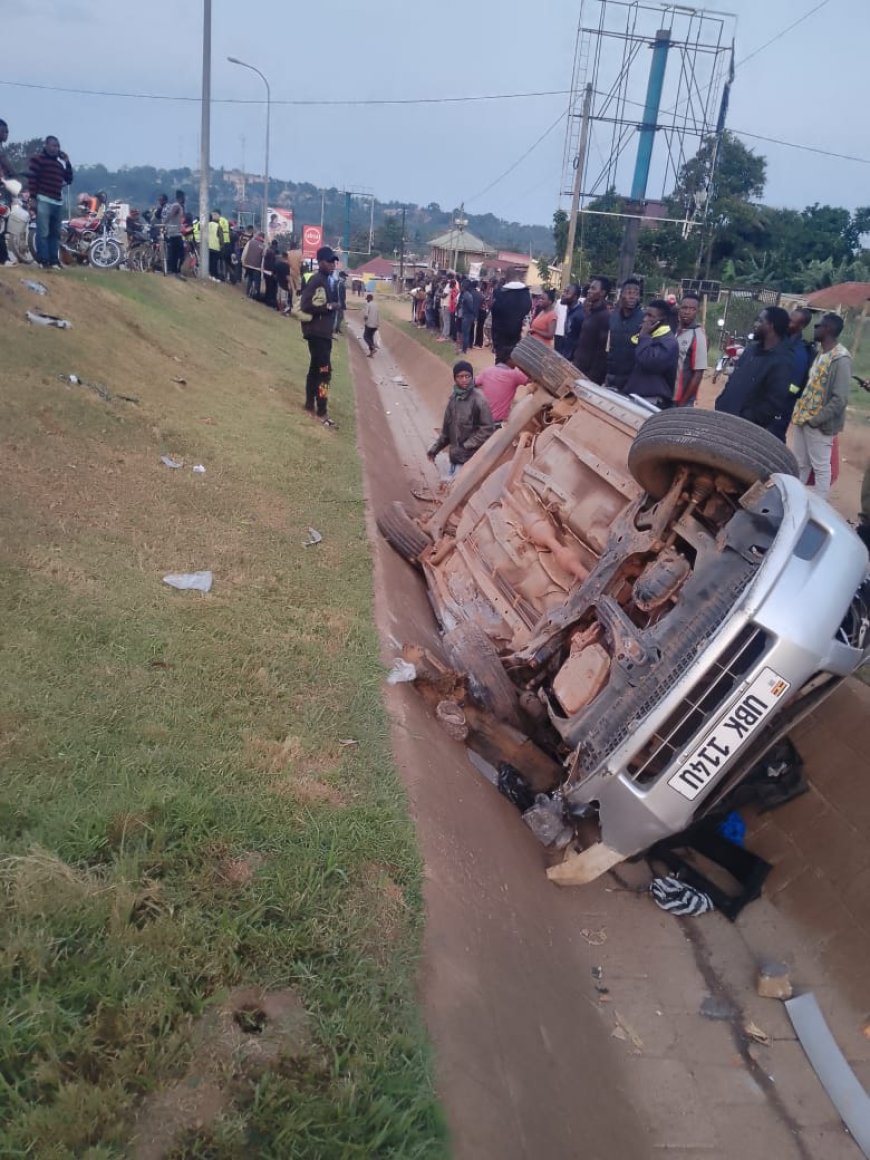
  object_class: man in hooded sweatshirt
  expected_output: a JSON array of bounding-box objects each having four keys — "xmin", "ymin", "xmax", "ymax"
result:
[
  {"xmin": 428, "ymin": 360, "xmax": 496, "ymax": 475},
  {"xmin": 489, "ymin": 280, "xmax": 532, "ymax": 354}
]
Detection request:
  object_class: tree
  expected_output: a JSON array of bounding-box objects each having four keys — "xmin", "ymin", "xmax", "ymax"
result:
[
  {"xmin": 3, "ymin": 137, "xmax": 44, "ymax": 179},
  {"xmin": 672, "ymin": 132, "xmax": 767, "ymax": 276}
]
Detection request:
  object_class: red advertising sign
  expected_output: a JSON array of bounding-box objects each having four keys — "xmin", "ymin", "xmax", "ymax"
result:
[{"xmin": 302, "ymin": 224, "xmax": 323, "ymax": 257}]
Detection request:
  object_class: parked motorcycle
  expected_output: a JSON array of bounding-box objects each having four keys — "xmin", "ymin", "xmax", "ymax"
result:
[
  {"xmin": 60, "ymin": 208, "xmax": 122, "ymax": 269},
  {"xmin": 0, "ymin": 178, "xmax": 34, "ymax": 265},
  {"xmin": 712, "ymin": 332, "xmax": 747, "ymax": 384}
]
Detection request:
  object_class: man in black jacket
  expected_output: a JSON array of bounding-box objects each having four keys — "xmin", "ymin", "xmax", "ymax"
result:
[
  {"xmin": 573, "ymin": 276, "xmax": 611, "ymax": 384},
  {"xmin": 28, "ymin": 135, "xmax": 74, "ymax": 269},
  {"xmin": 490, "ymin": 280, "xmax": 532, "ymax": 354},
  {"xmin": 606, "ymin": 278, "xmax": 643, "ymax": 391},
  {"xmin": 714, "ymin": 307, "xmax": 793, "ymax": 438},
  {"xmin": 299, "ymin": 245, "xmax": 340, "ymax": 426}
]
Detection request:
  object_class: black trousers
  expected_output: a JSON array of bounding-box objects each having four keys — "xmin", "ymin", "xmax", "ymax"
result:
[
  {"xmin": 475, "ymin": 309, "xmax": 487, "ymax": 347},
  {"xmin": 166, "ymin": 235, "xmax": 184, "ymax": 274},
  {"xmin": 208, "ymin": 250, "xmax": 221, "ymax": 278},
  {"xmin": 363, "ymin": 325, "xmax": 378, "ymax": 352},
  {"xmin": 305, "ymin": 335, "xmax": 332, "ymax": 416}
]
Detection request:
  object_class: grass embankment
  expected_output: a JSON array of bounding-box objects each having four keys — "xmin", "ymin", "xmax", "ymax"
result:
[{"xmin": 0, "ymin": 269, "xmax": 445, "ymax": 1158}]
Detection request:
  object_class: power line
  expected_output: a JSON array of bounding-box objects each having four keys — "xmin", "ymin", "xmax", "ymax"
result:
[
  {"xmin": 736, "ymin": 0, "xmax": 833, "ymax": 68},
  {"xmin": 592, "ymin": 88, "xmax": 870, "ymax": 167},
  {"xmin": 465, "ymin": 111, "xmax": 568, "ymax": 206},
  {"xmin": 0, "ymin": 78, "xmax": 571, "ymax": 106},
  {"xmin": 735, "ymin": 130, "xmax": 870, "ymax": 166}
]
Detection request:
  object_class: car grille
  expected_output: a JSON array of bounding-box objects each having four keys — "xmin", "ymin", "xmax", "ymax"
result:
[{"xmin": 626, "ymin": 625, "xmax": 770, "ymax": 785}]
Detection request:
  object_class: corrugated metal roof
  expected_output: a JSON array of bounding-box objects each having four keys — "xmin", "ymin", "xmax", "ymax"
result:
[
  {"xmin": 354, "ymin": 257, "xmax": 394, "ymax": 277},
  {"xmin": 804, "ymin": 282, "xmax": 870, "ymax": 310},
  {"xmin": 427, "ymin": 228, "xmax": 495, "ymax": 254}
]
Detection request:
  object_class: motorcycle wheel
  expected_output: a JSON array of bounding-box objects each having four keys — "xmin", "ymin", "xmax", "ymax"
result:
[
  {"xmin": 27, "ymin": 228, "xmax": 38, "ymax": 262},
  {"xmin": 89, "ymin": 237, "xmax": 122, "ymax": 269}
]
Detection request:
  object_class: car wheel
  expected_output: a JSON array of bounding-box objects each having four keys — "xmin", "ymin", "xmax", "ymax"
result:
[
  {"xmin": 376, "ymin": 501, "xmax": 431, "ymax": 567},
  {"xmin": 627, "ymin": 409, "xmax": 799, "ymax": 500},
  {"xmin": 443, "ymin": 622, "xmax": 522, "ymax": 727},
  {"xmin": 510, "ymin": 335, "xmax": 579, "ymax": 398}
]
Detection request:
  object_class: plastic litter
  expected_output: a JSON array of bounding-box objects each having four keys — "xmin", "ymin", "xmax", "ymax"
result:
[
  {"xmin": 21, "ymin": 279, "xmax": 48, "ymax": 295},
  {"xmin": 650, "ymin": 875, "xmax": 714, "ymax": 916},
  {"xmin": 302, "ymin": 526, "xmax": 322, "ymax": 546},
  {"xmin": 718, "ymin": 809, "xmax": 746, "ymax": 847},
  {"xmin": 162, "ymin": 570, "xmax": 213, "ymax": 592},
  {"xmin": 26, "ymin": 310, "xmax": 71, "ymax": 328},
  {"xmin": 386, "ymin": 659, "xmax": 417, "ymax": 684},
  {"xmin": 522, "ymin": 794, "xmax": 573, "ymax": 848},
  {"xmin": 496, "ymin": 762, "xmax": 535, "ymax": 812},
  {"xmin": 160, "ymin": 455, "xmax": 183, "ymax": 469},
  {"xmin": 391, "ymin": 376, "xmax": 408, "ymax": 385},
  {"xmin": 192, "ymin": 464, "xmax": 206, "ymax": 474}
]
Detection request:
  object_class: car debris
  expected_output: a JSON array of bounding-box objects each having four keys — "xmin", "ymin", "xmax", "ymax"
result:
[
  {"xmin": 26, "ymin": 310, "xmax": 71, "ymax": 328},
  {"xmin": 386, "ymin": 658, "xmax": 417, "ymax": 685},
  {"xmin": 162, "ymin": 570, "xmax": 213, "ymax": 593},
  {"xmin": 20, "ymin": 279, "xmax": 48, "ymax": 295},
  {"xmin": 743, "ymin": 1020, "xmax": 770, "ymax": 1046},
  {"xmin": 302, "ymin": 527, "xmax": 322, "ymax": 547},
  {"xmin": 756, "ymin": 961, "xmax": 792, "ymax": 1000},
  {"xmin": 786, "ymin": 992, "xmax": 870, "ymax": 1159},
  {"xmin": 377, "ymin": 336, "xmax": 870, "ymax": 885},
  {"xmin": 160, "ymin": 455, "xmax": 183, "ymax": 469},
  {"xmin": 192, "ymin": 464, "xmax": 206, "ymax": 474},
  {"xmin": 700, "ymin": 995, "xmax": 736, "ymax": 1021}
]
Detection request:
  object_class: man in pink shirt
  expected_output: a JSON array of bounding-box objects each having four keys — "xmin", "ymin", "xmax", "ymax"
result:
[{"xmin": 476, "ymin": 353, "xmax": 530, "ymax": 422}]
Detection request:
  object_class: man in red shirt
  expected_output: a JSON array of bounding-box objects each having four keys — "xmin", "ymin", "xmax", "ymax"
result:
[{"xmin": 476, "ymin": 352, "xmax": 529, "ymax": 422}]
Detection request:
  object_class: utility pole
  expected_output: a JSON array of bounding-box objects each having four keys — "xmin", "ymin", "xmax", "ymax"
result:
[
  {"xmin": 368, "ymin": 196, "xmax": 375, "ymax": 255},
  {"xmin": 561, "ymin": 83, "xmax": 592, "ymax": 291},
  {"xmin": 198, "ymin": 0, "xmax": 212, "ymax": 281},
  {"xmin": 398, "ymin": 206, "xmax": 406, "ymax": 287}
]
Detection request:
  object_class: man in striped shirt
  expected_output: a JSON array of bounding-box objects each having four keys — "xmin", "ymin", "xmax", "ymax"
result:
[{"xmin": 28, "ymin": 136, "xmax": 74, "ymax": 269}]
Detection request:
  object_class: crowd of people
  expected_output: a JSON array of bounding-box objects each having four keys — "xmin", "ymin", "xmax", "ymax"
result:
[
  {"xmin": 0, "ymin": 122, "xmax": 858, "ymax": 504},
  {"xmin": 418, "ymin": 271, "xmax": 853, "ymax": 512}
]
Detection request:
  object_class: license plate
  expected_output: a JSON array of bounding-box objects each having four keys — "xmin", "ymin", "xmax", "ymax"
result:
[{"xmin": 668, "ymin": 667, "xmax": 790, "ymax": 801}]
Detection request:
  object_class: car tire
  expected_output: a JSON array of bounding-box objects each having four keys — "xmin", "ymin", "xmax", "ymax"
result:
[
  {"xmin": 443, "ymin": 622, "xmax": 522, "ymax": 727},
  {"xmin": 510, "ymin": 336, "xmax": 579, "ymax": 398},
  {"xmin": 376, "ymin": 501, "xmax": 431, "ymax": 567},
  {"xmin": 627, "ymin": 409, "xmax": 799, "ymax": 500}
]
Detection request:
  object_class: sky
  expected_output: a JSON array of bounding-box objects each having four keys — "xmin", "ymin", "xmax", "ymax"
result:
[{"xmin": 2, "ymin": 0, "xmax": 868, "ymax": 228}]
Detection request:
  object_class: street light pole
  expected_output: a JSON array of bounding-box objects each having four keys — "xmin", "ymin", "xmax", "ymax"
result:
[
  {"xmin": 199, "ymin": 0, "xmax": 212, "ymax": 281},
  {"xmin": 228, "ymin": 56, "xmax": 271, "ymax": 238}
]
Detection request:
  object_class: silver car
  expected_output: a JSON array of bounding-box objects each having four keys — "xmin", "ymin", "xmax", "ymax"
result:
[{"xmin": 378, "ymin": 338, "xmax": 870, "ymax": 883}]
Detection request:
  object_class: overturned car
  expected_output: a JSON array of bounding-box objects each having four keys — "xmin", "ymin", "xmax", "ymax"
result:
[{"xmin": 378, "ymin": 339, "xmax": 870, "ymax": 884}]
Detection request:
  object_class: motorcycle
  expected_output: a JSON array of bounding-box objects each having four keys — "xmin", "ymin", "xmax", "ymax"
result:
[
  {"xmin": 60, "ymin": 208, "xmax": 123, "ymax": 269},
  {"xmin": 712, "ymin": 332, "xmax": 746, "ymax": 384},
  {"xmin": 0, "ymin": 178, "xmax": 35, "ymax": 265}
]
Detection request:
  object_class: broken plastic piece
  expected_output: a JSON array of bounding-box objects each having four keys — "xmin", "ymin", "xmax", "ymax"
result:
[
  {"xmin": 26, "ymin": 310, "xmax": 71, "ymax": 328},
  {"xmin": 162, "ymin": 570, "xmax": 213, "ymax": 592},
  {"xmin": 192, "ymin": 464, "xmax": 206, "ymax": 474},
  {"xmin": 786, "ymin": 992, "xmax": 870, "ymax": 1159},
  {"xmin": 160, "ymin": 456, "xmax": 183, "ymax": 469},
  {"xmin": 522, "ymin": 795, "xmax": 573, "ymax": 848},
  {"xmin": 386, "ymin": 659, "xmax": 417, "ymax": 685},
  {"xmin": 700, "ymin": 995, "xmax": 736, "ymax": 1021},
  {"xmin": 21, "ymin": 279, "xmax": 48, "ymax": 295},
  {"xmin": 302, "ymin": 527, "xmax": 322, "ymax": 546}
]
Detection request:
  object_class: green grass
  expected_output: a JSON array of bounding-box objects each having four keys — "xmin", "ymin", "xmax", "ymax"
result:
[{"xmin": 0, "ymin": 269, "xmax": 446, "ymax": 1158}]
